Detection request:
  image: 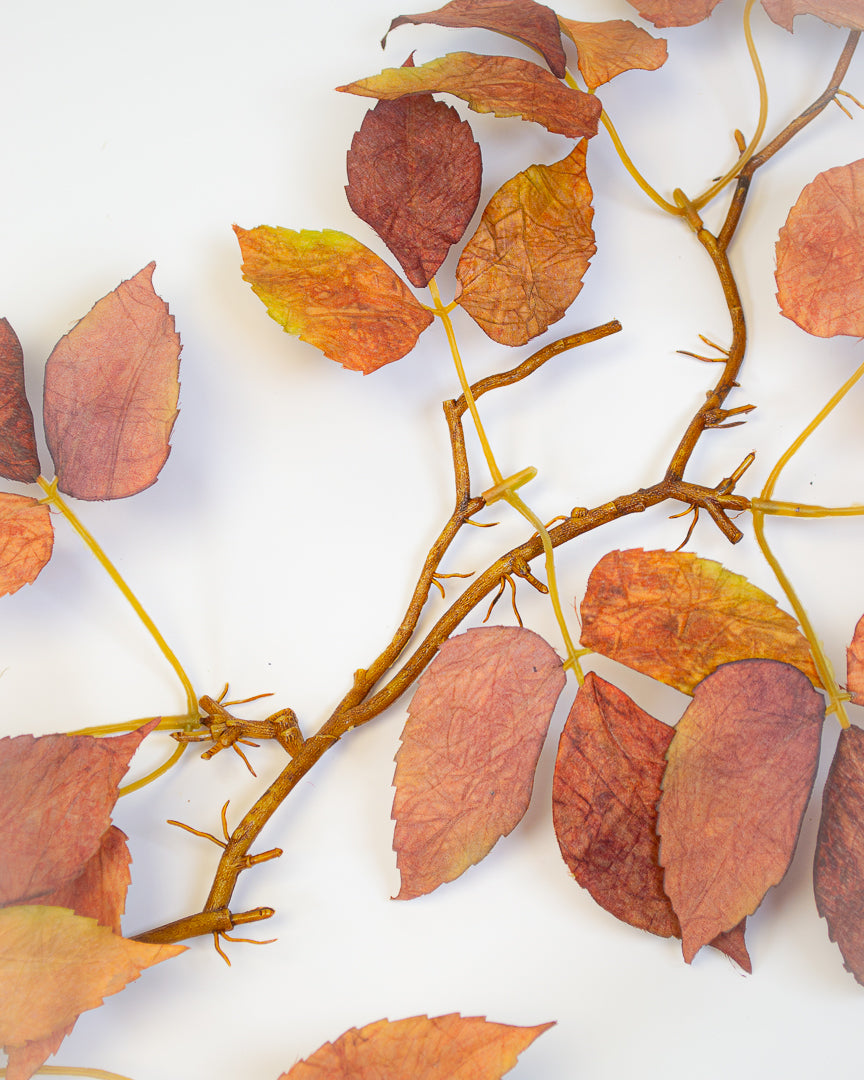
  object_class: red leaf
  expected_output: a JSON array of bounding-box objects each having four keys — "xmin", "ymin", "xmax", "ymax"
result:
[
  {"xmin": 557, "ymin": 18, "xmax": 667, "ymax": 91},
  {"xmin": 775, "ymin": 158, "xmax": 864, "ymax": 338},
  {"xmin": 392, "ymin": 626, "xmax": 565, "ymax": 899},
  {"xmin": 42, "ymin": 263, "xmax": 181, "ymax": 501},
  {"xmin": 0, "ymin": 493, "xmax": 53, "ymax": 598},
  {"xmin": 814, "ymin": 725, "xmax": 864, "ymax": 984},
  {"xmin": 658, "ymin": 660, "xmax": 824, "ymax": 962},
  {"xmin": 761, "ymin": 0, "xmax": 864, "ymax": 30},
  {"xmin": 625, "ymin": 0, "xmax": 724, "ymax": 25},
  {"xmin": 383, "ymin": 0, "xmax": 568, "ymax": 78},
  {"xmin": 0, "ymin": 319, "xmax": 40, "ymax": 483},
  {"xmin": 346, "ymin": 92, "xmax": 482, "ymax": 288},
  {"xmin": 847, "ymin": 612, "xmax": 864, "ymax": 704}
]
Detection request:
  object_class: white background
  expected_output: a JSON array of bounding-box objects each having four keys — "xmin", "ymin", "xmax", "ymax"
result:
[{"xmin": 1, "ymin": 1, "xmax": 864, "ymax": 1077}]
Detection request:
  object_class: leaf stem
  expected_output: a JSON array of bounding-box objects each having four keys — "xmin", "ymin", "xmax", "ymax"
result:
[
  {"xmin": 0, "ymin": 1069, "xmax": 136, "ymax": 1080},
  {"xmin": 751, "ymin": 498, "xmax": 864, "ymax": 518}
]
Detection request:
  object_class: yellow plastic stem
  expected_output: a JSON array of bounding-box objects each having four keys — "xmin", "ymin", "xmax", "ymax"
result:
[
  {"xmin": 751, "ymin": 498, "xmax": 864, "ymax": 518},
  {"xmin": 68, "ymin": 714, "xmax": 199, "ymax": 737},
  {"xmin": 0, "ymin": 1069, "xmax": 136, "ymax": 1080}
]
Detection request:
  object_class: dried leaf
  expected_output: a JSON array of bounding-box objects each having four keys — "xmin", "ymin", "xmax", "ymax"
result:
[
  {"xmin": 393, "ymin": 626, "xmax": 565, "ymax": 899},
  {"xmin": 0, "ymin": 319, "xmax": 40, "ymax": 483},
  {"xmin": 658, "ymin": 659, "xmax": 824, "ymax": 962},
  {"xmin": 338, "ymin": 52, "xmax": 601, "ymax": 139},
  {"xmin": 814, "ymin": 725, "xmax": 864, "ymax": 984},
  {"xmin": 383, "ymin": 0, "xmax": 568, "ymax": 78},
  {"xmin": 775, "ymin": 158, "xmax": 864, "ymax": 338},
  {"xmin": 557, "ymin": 18, "xmax": 667, "ymax": 90},
  {"xmin": 0, "ymin": 723, "xmax": 156, "ymax": 906},
  {"xmin": 346, "ymin": 91, "xmax": 482, "ymax": 288},
  {"xmin": 579, "ymin": 548, "xmax": 820, "ymax": 693},
  {"xmin": 456, "ymin": 140, "xmax": 595, "ymax": 345},
  {"xmin": 278, "ymin": 1013, "xmax": 553, "ymax": 1080},
  {"xmin": 42, "ymin": 263, "xmax": 181, "ymax": 501},
  {"xmin": 235, "ymin": 225, "xmax": 433, "ymax": 374},
  {"xmin": 847, "ymin": 613, "xmax": 864, "ymax": 703},
  {"xmin": 761, "ymin": 0, "xmax": 864, "ymax": 30},
  {"xmin": 0, "ymin": 492, "xmax": 53, "ymax": 598},
  {"xmin": 625, "ymin": 0, "xmax": 724, "ymax": 25}
]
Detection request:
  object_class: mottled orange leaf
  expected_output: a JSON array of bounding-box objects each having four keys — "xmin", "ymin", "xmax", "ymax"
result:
[
  {"xmin": 0, "ymin": 493, "xmax": 53, "ymax": 598},
  {"xmin": 658, "ymin": 660, "xmax": 824, "ymax": 962},
  {"xmin": 278, "ymin": 1013, "xmax": 553, "ymax": 1080},
  {"xmin": 761, "ymin": 0, "xmax": 864, "ymax": 29},
  {"xmin": 383, "ymin": 0, "xmax": 568, "ymax": 78},
  {"xmin": 42, "ymin": 263, "xmax": 181, "ymax": 501},
  {"xmin": 455, "ymin": 140, "xmax": 595, "ymax": 345},
  {"xmin": 775, "ymin": 158, "xmax": 864, "ymax": 338},
  {"xmin": 558, "ymin": 19, "xmax": 667, "ymax": 90},
  {"xmin": 625, "ymin": 0, "xmax": 724, "ymax": 24},
  {"xmin": 0, "ymin": 319, "xmax": 39, "ymax": 483},
  {"xmin": 0, "ymin": 722, "xmax": 155, "ymax": 905},
  {"xmin": 814, "ymin": 725, "xmax": 864, "ymax": 984},
  {"xmin": 393, "ymin": 626, "xmax": 565, "ymax": 899},
  {"xmin": 234, "ymin": 225, "xmax": 433, "ymax": 374},
  {"xmin": 580, "ymin": 548, "xmax": 819, "ymax": 693},
  {"xmin": 338, "ymin": 52, "xmax": 601, "ymax": 139},
  {"xmin": 346, "ymin": 89, "xmax": 482, "ymax": 288},
  {"xmin": 847, "ymin": 613, "xmax": 864, "ymax": 703}
]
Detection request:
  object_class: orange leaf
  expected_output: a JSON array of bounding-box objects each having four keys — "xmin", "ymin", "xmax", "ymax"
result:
[
  {"xmin": 455, "ymin": 140, "xmax": 595, "ymax": 345},
  {"xmin": 775, "ymin": 158, "xmax": 864, "ymax": 338},
  {"xmin": 392, "ymin": 626, "xmax": 565, "ymax": 898},
  {"xmin": 847, "ymin": 612, "xmax": 864, "ymax": 703},
  {"xmin": 625, "ymin": 0, "xmax": 724, "ymax": 25},
  {"xmin": 814, "ymin": 725, "xmax": 864, "ymax": 985},
  {"xmin": 658, "ymin": 660, "xmax": 824, "ymax": 962},
  {"xmin": 0, "ymin": 492, "xmax": 53, "ymax": 598},
  {"xmin": 579, "ymin": 548, "xmax": 819, "ymax": 693},
  {"xmin": 558, "ymin": 18, "xmax": 667, "ymax": 91},
  {"xmin": 0, "ymin": 319, "xmax": 40, "ymax": 483},
  {"xmin": 346, "ymin": 90, "xmax": 482, "ymax": 288},
  {"xmin": 337, "ymin": 52, "xmax": 601, "ymax": 139},
  {"xmin": 761, "ymin": 0, "xmax": 864, "ymax": 30},
  {"xmin": 234, "ymin": 225, "xmax": 433, "ymax": 374},
  {"xmin": 278, "ymin": 1013, "xmax": 553, "ymax": 1080},
  {"xmin": 383, "ymin": 0, "xmax": 568, "ymax": 78},
  {"xmin": 42, "ymin": 263, "xmax": 181, "ymax": 501}
]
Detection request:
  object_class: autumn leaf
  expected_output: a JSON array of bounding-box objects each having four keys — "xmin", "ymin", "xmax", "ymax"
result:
[
  {"xmin": 579, "ymin": 548, "xmax": 819, "ymax": 693},
  {"xmin": 558, "ymin": 18, "xmax": 667, "ymax": 91},
  {"xmin": 234, "ymin": 225, "xmax": 433, "ymax": 374},
  {"xmin": 658, "ymin": 659, "xmax": 824, "ymax": 962},
  {"xmin": 775, "ymin": 158, "xmax": 864, "ymax": 338},
  {"xmin": 278, "ymin": 1013, "xmax": 553, "ymax": 1080},
  {"xmin": 382, "ymin": 0, "xmax": 568, "ymax": 78},
  {"xmin": 0, "ymin": 318, "xmax": 40, "ymax": 483},
  {"xmin": 625, "ymin": 0, "xmax": 724, "ymax": 25},
  {"xmin": 392, "ymin": 626, "xmax": 565, "ymax": 899},
  {"xmin": 346, "ymin": 89, "xmax": 482, "ymax": 288},
  {"xmin": 42, "ymin": 263, "xmax": 181, "ymax": 501},
  {"xmin": 0, "ymin": 492, "xmax": 53, "ymax": 598},
  {"xmin": 455, "ymin": 140, "xmax": 595, "ymax": 345},
  {"xmin": 761, "ymin": 0, "xmax": 864, "ymax": 30},
  {"xmin": 814, "ymin": 725, "xmax": 864, "ymax": 984},
  {"xmin": 847, "ymin": 613, "xmax": 864, "ymax": 703},
  {"xmin": 337, "ymin": 52, "xmax": 601, "ymax": 139}
]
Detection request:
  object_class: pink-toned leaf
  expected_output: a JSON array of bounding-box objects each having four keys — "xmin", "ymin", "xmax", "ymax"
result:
[
  {"xmin": 346, "ymin": 89, "xmax": 482, "ymax": 288},
  {"xmin": 383, "ymin": 0, "xmax": 568, "ymax": 78},
  {"xmin": 775, "ymin": 158, "xmax": 864, "ymax": 338},
  {"xmin": 338, "ymin": 52, "xmax": 601, "ymax": 139},
  {"xmin": 393, "ymin": 626, "xmax": 565, "ymax": 899},
  {"xmin": 42, "ymin": 263, "xmax": 181, "ymax": 501},
  {"xmin": 0, "ymin": 492, "xmax": 53, "ymax": 598},
  {"xmin": 814, "ymin": 725, "xmax": 864, "ymax": 984},
  {"xmin": 761, "ymin": 0, "xmax": 864, "ymax": 30},
  {"xmin": 557, "ymin": 18, "xmax": 667, "ymax": 90},
  {"xmin": 0, "ymin": 319, "xmax": 40, "ymax": 483},
  {"xmin": 625, "ymin": 0, "xmax": 724, "ymax": 25},
  {"xmin": 658, "ymin": 659, "xmax": 824, "ymax": 962},
  {"xmin": 456, "ymin": 140, "xmax": 595, "ymax": 345},
  {"xmin": 847, "ymin": 612, "xmax": 864, "ymax": 703},
  {"xmin": 278, "ymin": 1013, "xmax": 553, "ymax": 1080}
]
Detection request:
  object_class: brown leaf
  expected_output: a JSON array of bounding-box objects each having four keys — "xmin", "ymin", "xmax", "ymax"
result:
[
  {"xmin": 557, "ymin": 18, "xmax": 667, "ymax": 91},
  {"xmin": 0, "ymin": 492, "xmax": 53, "ymax": 598},
  {"xmin": 625, "ymin": 0, "xmax": 724, "ymax": 25},
  {"xmin": 455, "ymin": 140, "xmax": 595, "ymax": 345},
  {"xmin": 338, "ymin": 52, "xmax": 601, "ymax": 139},
  {"xmin": 847, "ymin": 613, "xmax": 864, "ymax": 703},
  {"xmin": 775, "ymin": 158, "xmax": 864, "ymax": 338},
  {"xmin": 0, "ymin": 319, "xmax": 40, "ymax": 483},
  {"xmin": 278, "ymin": 1013, "xmax": 553, "ymax": 1080},
  {"xmin": 761, "ymin": 0, "xmax": 864, "ymax": 30},
  {"xmin": 579, "ymin": 548, "xmax": 820, "ymax": 693},
  {"xmin": 346, "ymin": 91, "xmax": 482, "ymax": 288},
  {"xmin": 383, "ymin": 0, "xmax": 568, "ymax": 78},
  {"xmin": 0, "ymin": 722, "xmax": 156, "ymax": 906},
  {"xmin": 234, "ymin": 225, "xmax": 433, "ymax": 373},
  {"xmin": 814, "ymin": 725, "xmax": 864, "ymax": 984},
  {"xmin": 42, "ymin": 263, "xmax": 181, "ymax": 501},
  {"xmin": 392, "ymin": 626, "xmax": 565, "ymax": 899},
  {"xmin": 658, "ymin": 659, "xmax": 824, "ymax": 962}
]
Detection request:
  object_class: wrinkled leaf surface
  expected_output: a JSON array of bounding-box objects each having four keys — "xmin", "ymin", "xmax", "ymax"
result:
[
  {"xmin": 557, "ymin": 18, "xmax": 667, "ymax": 90},
  {"xmin": 0, "ymin": 319, "xmax": 40, "ymax": 483},
  {"xmin": 625, "ymin": 0, "xmax": 724, "ymax": 24},
  {"xmin": 761, "ymin": 0, "xmax": 864, "ymax": 29},
  {"xmin": 0, "ymin": 493, "xmax": 53, "ymax": 599},
  {"xmin": 847, "ymin": 612, "xmax": 864, "ymax": 704}
]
